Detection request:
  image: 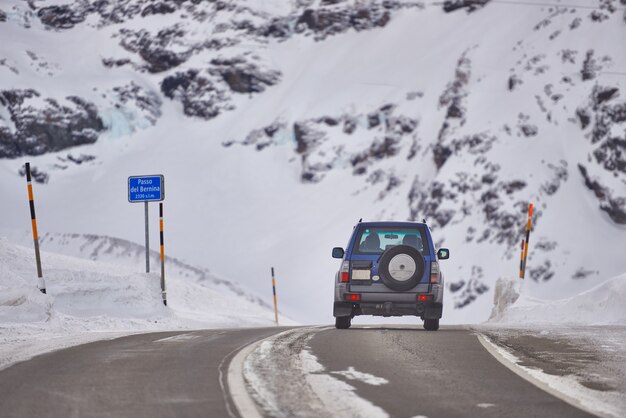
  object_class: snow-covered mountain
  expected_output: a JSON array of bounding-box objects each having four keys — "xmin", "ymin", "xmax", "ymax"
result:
[{"xmin": 1, "ymin": 0, "xmax": 625, "ymax": 324}]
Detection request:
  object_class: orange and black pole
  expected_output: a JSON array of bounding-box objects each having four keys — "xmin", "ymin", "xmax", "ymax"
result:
[
  {"xmin": 159, "ymin": 203, "xmax": 167, "ymax": 306},
  {"xmin": 271, "ymin": 267, "xmax": 278, "ymax": 325},
  {"xmin": 25, "ymin": 163, "xmax": 46, "ymax": 293},
  {"xmin": 520, "ymin": 203, "xmax": 533, "ymax": 279},
  {"xmin": 519, "ymin": 239, "xmax": 525, "ymax": 279}
]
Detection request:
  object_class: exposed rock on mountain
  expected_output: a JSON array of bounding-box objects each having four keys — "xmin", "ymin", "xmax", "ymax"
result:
[
  {"xmin": 113, "ymin": 82, "xmax": 162, "ymax": 126},
  {"xmin": 17, "ymin": 165, "xmax": 49, "ymax": 184},
  {"xmin": 579, "ymin": 164, "xmax": 626, "ymax": 224},
  {"xmin": 260, "ymin": 1, "xmax": 421, "ymax": 41},
  {"xmin": 443, "ymin": 0, "xmax": 491, "ymax": 13},
  {"xmin": 209, "ymin": 56, "xmax": 281, "ymax": 94},
  {"xmin": 161, "ymin": 69, "xmax": 230, "ymax": 120},
  {"xmin": 0, "ymin": 90, "xmax": 104, "ymax": 158},
  {"xmin": 37, "ymin": 4, "xmax": 86, "ymax": 29},
  {"xmin": 229, "ymin": 102, "xmax": 419, "ymax": 183},
  {"xmin": 118, "ymin": 27, "xmax": 193, "ymax": 73}
]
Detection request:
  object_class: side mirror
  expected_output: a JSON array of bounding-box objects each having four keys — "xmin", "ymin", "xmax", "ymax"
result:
[
  {"xmin": 437, "ymin": 248, "xmax": 450, "ymax": 260},
  {"xmin": 332, "ymin": 247, "xmax": 345, "ymax": 259}
]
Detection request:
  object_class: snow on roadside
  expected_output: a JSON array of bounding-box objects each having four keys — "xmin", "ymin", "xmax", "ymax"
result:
[
  {"xmin": 482, "ymin": 274, "xmax": 626, "ymax": 418},
  {"xmin": 489, "ymin": 273, "xmax": 626, "ymax": 326},
  {"xmin": 0, "ymin": 237, "xmax": 288, "ymax": 370},
  {"xmin": 479, "ymin": 333, "xmax": 625, "ymax": 418},
  {"xmin": 243, "ymin": 327, "xmax": 389, "ymax": 418}
]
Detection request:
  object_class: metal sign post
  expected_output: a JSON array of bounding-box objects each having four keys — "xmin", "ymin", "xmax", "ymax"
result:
[
  {"xmin": 159, "ymin": 202, "xmax": 167, "ymax": 306},
  {"xmin": 128, "ymin": 175, "xmax": 165, "ymax": 273},
  {"xmin": 144, "ymin": 201, "xmax": 150, "ymax": 273}
]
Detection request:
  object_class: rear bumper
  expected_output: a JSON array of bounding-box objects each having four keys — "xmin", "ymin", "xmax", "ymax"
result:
[{"xmin": 334, "ymin": 301, "xmax": 442, "ymax": 319}]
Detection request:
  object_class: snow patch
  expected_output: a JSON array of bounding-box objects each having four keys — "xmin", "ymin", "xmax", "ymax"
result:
[
  {"xmin": 330, "ymin": 366, "xmax": 389, "ymax": 386},
  {"xmin": 480, "ymin": 334, "xmax": 623, "ymax": 418},
  {"xmin": 489, "ymin": 274, "xmax": 626, "ymax": 326},
  {"xmin": 244, "ymin": 328, "xmax": 389, "ymax": 418},
  {"xmin": 0, "ymin": 237, "xmax": 289, "ymax": 370}
]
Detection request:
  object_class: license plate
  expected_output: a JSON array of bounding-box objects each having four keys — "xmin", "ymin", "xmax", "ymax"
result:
[{"xmin": 352, "ymin": 269, "xmax": 371, "ymax": 281}]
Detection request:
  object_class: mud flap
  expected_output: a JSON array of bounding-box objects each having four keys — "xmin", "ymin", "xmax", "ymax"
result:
[
  {"xmin": 424, "ymin": 303, "xmax": 443, "ymax": 319},
  {"xmin": 333, "ymin": 302, "xmax": 353, "ymax": 317}
]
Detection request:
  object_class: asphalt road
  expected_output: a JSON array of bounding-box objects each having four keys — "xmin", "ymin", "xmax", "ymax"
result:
[
  {"xmin": 309, "ymin": 326, "xmax": 593, "ymax": 418},
  {"xmin": 0, "ymin": 328, "xmax": 284, "ymax": 418},
  {"xmin": 0, "ymin": 326, "xmax": 594, "ymax": 418}
]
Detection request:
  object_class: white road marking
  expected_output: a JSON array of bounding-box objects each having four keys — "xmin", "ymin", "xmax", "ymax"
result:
[
  {"xmin": 477, "ymin": 334, "xmax": 617, "ymax": 418},
  {"xmin": 476, "ymin": 403, "xmax": 495, "ymax": 408},
  {"xmin": 225, "ymin": 335, "xmax": 269, "ymax": 418}
]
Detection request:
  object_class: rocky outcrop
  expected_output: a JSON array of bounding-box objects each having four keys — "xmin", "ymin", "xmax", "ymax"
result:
[
  {"xmin": 119, "ymin": 28, "xmax": 192, "ymax": 73},
  {"xmin": 259, "ymin": 1, "xmax": 421, "ymax": 41},
  {"xmin": 141, "ymin": 2, "xmax": 177, "ymax": 17},
  {"xmin": 17, "ymin": 165, "xmax": 49, "ymax": 184},
  {"xmin": 443, "ymin": 0, "xmax": 491, "ymax": 13},
  {"xmin": 0, "ymin": 90, "xmax": 104, "ymax": 159},
  {"xmin": 578, "ymin": 164, "xmax": 626, "ymax": 224},
  {"xmin": 434, "ymin": 51, "xmax": 476, "ymax": 169},
  {"xmin": 113, "ymin": 82, "xmax": 162, "ymax": 126},
  {"xmin": 228, "ymin": 102, "xmax": 419, "ymax": 183},
  {"xmin": 581, "ymin": 50, "xmax": 599, "ymax": 81},
  {"xmin": 37, "ymin": 4, "xmax": 86, "ymax": 29},
  {"xmin": 572, "ymin": 84, "xmax": 626, "ymax": 224},
  {"xmin": 209, "ymin": 57, "xmax": 281, "ymax": 94},
  {"xmin": 409, "ymin": 159, "xmax": 530, "ymax": 247},
  {"xmin": 161, "ymin": 70, "xmax": 230, "ymax": 120}
]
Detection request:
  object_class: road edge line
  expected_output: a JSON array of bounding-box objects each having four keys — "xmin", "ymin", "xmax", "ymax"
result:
[
  {"xmin": 225, "ymin": 329, "xmax": 297, "ymax": 418},
  {"xmin": 476, "ymin": 333, "xmax": 608, "ymax": 418},
  {"xmin": 226, "ymin": 338, "xmax": 264, "ymax": 418}
]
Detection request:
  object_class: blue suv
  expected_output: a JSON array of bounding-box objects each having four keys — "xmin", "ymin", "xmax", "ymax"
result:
[{"xmin": 332, "ymin": 221, "xmax": 449, "ymax": 330}]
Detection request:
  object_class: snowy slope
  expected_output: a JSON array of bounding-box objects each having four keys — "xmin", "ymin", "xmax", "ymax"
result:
[
  {"xmin": 0, "ymin": 236, "xmax": 284, "ymax": 337},
  {"xmin": 489, "ymin": 273, "xmax": 626, "ymax": 325},
  {"xmin": 1, "ymin": 0, "xmax": 625, "ymax": 324}
]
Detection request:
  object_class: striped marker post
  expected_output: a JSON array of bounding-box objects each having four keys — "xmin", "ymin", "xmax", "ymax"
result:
[
  {"xmin": 271, "ymin": 267, "xmax": 278, "ymax": 326},
  {"xmin": 25, "ymin": 163, "xmax": 46, "ymax": 294},
  {"xmin": 520, "ymin": 203, "xmax": 533, "ymax": 279},
  {"xmin": 159, "ymin": 203, "xmax": 167, "ymax": 306},
  {"xmin": 518, "ymin": 239, "xmax": 525, "ymax": 279}
]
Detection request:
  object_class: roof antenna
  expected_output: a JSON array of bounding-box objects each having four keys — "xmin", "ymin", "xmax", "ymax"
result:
[
  {"xmin": 422, "ymin": 218, "xmax": 426, "ymax": 223},
  {"xmin": 359, "ymin": 218, "xmax": 363, "ymax": 222}
]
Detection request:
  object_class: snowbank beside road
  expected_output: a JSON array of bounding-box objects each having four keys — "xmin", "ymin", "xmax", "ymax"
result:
[
  {"xmin": 0, "ymin": 237, "xmax": 288, "ymax": 369},
  {"xmin": 489, "ymin": 274, "xmax": 626, "ymax": 326}
]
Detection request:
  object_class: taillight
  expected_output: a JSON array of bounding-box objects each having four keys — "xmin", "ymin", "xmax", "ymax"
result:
[
  {"xmin": 418, "ymin": 294, "xmax": 433, "ymax": 301},
  {"xmin": 345, "ymin": 293, "xmax": 361, "ymax": 302},
  {"xmin": 340, "ymin": 261, "xmax": 350, "ymax": 283},
  {"xmin": 430, "ymin": 261, "xmax": 440, "ymax": 284}
]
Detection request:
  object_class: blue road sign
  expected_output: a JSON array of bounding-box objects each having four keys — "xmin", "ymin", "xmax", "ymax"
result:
[{"xmin": 128, "ymin": 175, "xmax": 165, "ymax": 202}]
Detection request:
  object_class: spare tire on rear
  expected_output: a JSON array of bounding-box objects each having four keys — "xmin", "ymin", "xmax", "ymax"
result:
[{"xmin": 378, "ymin": 245, "xmax": 425, "ymax": 291}]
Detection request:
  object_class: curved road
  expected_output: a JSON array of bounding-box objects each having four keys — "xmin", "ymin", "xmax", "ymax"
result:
[{"xmin": 0, "ymin": 326, "xmax": 593, "ymax": 418}]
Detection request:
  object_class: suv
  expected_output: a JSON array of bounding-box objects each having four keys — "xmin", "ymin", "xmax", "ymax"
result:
[{"xmin": 332, "ymin": 221, "xmax": 449, "ymax": 330}]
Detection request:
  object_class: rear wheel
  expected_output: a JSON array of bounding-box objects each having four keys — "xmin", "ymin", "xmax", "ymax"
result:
[
  {"xmin": 423, "ymin": 318, "xmax": 439, "ymax": 331},
  {"xmin": 335, "ymin": 316, "xmax": 351, "ymax": 329}
]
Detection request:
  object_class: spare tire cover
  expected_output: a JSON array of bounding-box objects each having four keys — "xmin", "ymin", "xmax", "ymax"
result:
[{"xmin": 378, "ymin": 245, "xmax": 425, "ymax": 291}]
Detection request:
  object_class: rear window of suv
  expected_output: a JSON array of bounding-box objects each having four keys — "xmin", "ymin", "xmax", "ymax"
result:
[{"xmin": 353, "ymin": 226, "xmax": 430, "ymax": 256}]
